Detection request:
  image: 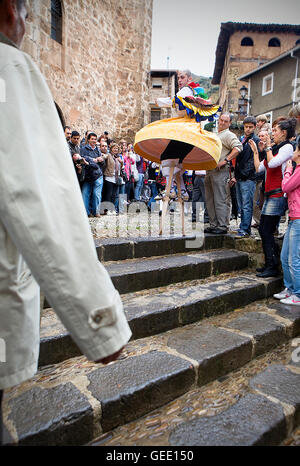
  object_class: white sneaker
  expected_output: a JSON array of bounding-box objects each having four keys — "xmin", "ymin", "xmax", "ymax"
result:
[
  {"xmin": 280, "ymin": 294, "xmax": 300, "ymax": 306},
  {"xmin": 273, "ymin": 288, "xmax": 292, "ymax": 300},
  {"xmin": 154, "ymin": 191, "xmax": 164, "ymax": 200}
]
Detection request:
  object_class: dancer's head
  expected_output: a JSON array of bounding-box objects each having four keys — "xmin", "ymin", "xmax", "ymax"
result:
[{"xmin": 177, "ymin": 70, "xmax": 192, "ymax": 89}]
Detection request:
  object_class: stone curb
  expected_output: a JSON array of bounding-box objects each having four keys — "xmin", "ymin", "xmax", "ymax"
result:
[
  {"xmin": 39, "ymin": 275, "xmax": 282, "ymax": 366},
  {"xmin": 5, "ymin": 304, "xmax": 300, "ymax": 445}
]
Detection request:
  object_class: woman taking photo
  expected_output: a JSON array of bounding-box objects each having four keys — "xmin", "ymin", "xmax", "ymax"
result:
[
  {"xmin": 273, "ymin": 140, "xmax": 300, "ymax": 306},
  {"xmin": 103, "ymin": 143, "xmax": 123, "ymax": 214},
  {"xmin": 122, "ymin": 142, "xmax": 135, "ymax": 203},
  {"xmin": 250, "ymin": 118, "xmax": 296, "ymax": 277}
]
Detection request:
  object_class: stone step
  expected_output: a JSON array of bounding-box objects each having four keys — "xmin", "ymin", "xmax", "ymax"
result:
[
  {"xmin": 3, "ymin": 298, "xmax": 300, "ymax": 446},
  {"xmin": 105, "ymin": 249, "xmax": 248, "ymax": 294},
  {"xmin": 42, "ymin": 233, "xmax": 234, "ymax": 309},
  {"xmin": 42, "ymin": 247, "xmax": 247, "ymax": 309},
  {"xmin": 95, "ymin": 233, "xmax": 233, "ymax": 262},
  {"xmin": 39, "ymin": 273, "xmax": 282, "ymax": 366}
]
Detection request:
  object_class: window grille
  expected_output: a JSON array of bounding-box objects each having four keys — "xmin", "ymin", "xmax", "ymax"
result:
[{"xmin": 51, "ymin": 0, "xmax": 62, "ymax": 44}]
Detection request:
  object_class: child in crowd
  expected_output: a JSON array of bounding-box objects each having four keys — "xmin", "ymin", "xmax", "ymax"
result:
[{"xmin": 274, "ymin": 140, "xmax": 300, "ymax": 305}]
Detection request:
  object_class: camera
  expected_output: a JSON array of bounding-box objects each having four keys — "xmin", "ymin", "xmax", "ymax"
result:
[{"xmin": 76, "ymin": 157, "xmax": 86, "ymax": 165}]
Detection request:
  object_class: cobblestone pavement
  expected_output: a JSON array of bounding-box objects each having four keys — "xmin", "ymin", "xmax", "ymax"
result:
[
  {"xmin": 283, "ymin": 427, "xmax": 300, "ymax": 446},
  {"xmin": 89, "ymin": 203, "xmax": 288, "ymax": 240}
]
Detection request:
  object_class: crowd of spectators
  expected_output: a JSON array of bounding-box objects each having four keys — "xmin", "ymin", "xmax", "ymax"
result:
[
  {"xmin": 66, "ymin": 105, "xmax": 300, "ymax": 228},
  {"xmin": 65, "ymin": 103, "xmax": 300, "ymax": 304},
  {"xmin": 65, "ymin": 127, "xmax": 169, "ymax": 216}
]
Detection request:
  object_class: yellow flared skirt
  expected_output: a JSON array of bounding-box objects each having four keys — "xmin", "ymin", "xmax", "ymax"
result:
[{"xmin": 134, "ymin": 116, "xmax": 222, "ymax": 170}]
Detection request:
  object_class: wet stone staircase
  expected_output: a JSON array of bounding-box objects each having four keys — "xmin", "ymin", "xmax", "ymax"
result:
[{"xmin": 2, "ymin": 234, "xmax": 300, "ymax": 446}]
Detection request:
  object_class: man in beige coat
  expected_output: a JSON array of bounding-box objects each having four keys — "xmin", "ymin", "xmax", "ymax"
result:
[
  {"xmin": 0, "ymin": 0, "xmax": 131, "ymax": 442},
  {"xmin": 204, "ymin": 113, "xmax": 243, "ymax": 234}
]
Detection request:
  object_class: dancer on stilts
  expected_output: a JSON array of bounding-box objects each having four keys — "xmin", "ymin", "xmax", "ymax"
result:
[{"xmin": 134, "ymin": 69, "xmax": 222, "ymax": 235}]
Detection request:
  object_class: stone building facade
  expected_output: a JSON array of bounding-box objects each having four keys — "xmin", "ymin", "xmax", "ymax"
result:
[
  {"xmin": 239, "ymin": 45, "xmax": 300, "ymax": 123},
  {"xmin": 22, "ymin": 0, "xmax": 153, "ymax": 142},
  {"xmin": 212, "ymin": 23, "xmax": 300, "ymax": 119}
]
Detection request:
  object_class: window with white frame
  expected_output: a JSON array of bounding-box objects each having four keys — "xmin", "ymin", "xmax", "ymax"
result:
[
  {"xmin": 262, "ymin": 73, "xmax": 274, "ymax": 96},
  {"xmin": 265, "ymin": 111, "xmax": 273, "ymax": 125}
]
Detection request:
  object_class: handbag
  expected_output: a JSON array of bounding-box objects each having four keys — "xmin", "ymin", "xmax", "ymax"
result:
[
  {"xmin": 116, "ymin": 176, "xmax": 123, "ymax": 186},
  {"xmin": 133, "ymin": 166, "xmax": 139, "ymax": 182},
  {"xmin": 120, "ymin": 168, "xmax": 129, "ymax": 183}
]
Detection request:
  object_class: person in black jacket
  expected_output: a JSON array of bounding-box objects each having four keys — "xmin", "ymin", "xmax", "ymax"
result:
[
  {"xmin": 80, "ymin": 133, "xmax": 105, "ymax": 217},
  {"xmin": 234, "ymin": 116, "xmax": 260, "ymax": 238},
  {"xmin": 69, "ymin": 131, "xmax": 88, "ymax": 187}
]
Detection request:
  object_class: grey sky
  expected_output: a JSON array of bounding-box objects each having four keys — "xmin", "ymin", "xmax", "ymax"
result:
[{"xmin": 151, "ymin": 0, "xmax": 300, "ymax": 77}]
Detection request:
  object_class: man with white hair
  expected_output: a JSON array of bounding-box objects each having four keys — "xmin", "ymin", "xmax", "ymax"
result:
[
  {"xmin": 0, "ymin": 0, "xmax": 131, "ymax": 443},
  {"xmin": 204, "ymin": 113, "xmax": 243, "ymax": 234}
]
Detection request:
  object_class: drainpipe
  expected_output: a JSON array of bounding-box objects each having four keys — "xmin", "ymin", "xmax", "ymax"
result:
[
  {"xmin": 291, "ymin": 50, "xmax": 299, "ymax": 105},
  {"xmin": 247, "ymin": 78, "xmax": 251, "ymax": 115}
]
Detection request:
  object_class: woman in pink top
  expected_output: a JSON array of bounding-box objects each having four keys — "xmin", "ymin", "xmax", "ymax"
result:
[
  {"xmin": 122, "ymin": 142, "xmax": 135, "ymax": 202},
  {"xmin": 274, "ymin": 140, "xmax": 300, "ymax": 306}
]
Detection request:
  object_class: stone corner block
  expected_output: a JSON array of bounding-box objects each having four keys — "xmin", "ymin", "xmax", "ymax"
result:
[
  {"xmin": 225, "ymin": 312, "xmax": 287, "ymax": 357},
  {"xmin": 169, "ymin": 393, "xmax": 286, "ymax": 446},
  {"xmin": 167, "ymin": 325, "xmax": 252, "ymax": 386},
  {"xmin": 5, "ymin": 383, "xmax": 93, "ymax": 446},
  {"xmin": 87, "ymin": 351, "xmax": 195, "ymax": 432},
  {"xmin": 250, "ymin": 364, "xmax": 300, "ymax": 429}
]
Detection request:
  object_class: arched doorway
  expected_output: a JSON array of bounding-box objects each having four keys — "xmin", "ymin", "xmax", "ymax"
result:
[{"xmin": 55, "ymin": 102, "xmax": 66, "ymax": 128}]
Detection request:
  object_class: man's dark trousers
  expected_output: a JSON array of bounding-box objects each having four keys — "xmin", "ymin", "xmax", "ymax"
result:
[{"xmin": 192, "ymin": 175, "xmax": 209, "ymax": 223}]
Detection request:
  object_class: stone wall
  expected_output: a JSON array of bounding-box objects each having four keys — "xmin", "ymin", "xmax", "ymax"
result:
[{"xmin": 22, "ymin": 0, "xmax": 153, "ymax": 143}]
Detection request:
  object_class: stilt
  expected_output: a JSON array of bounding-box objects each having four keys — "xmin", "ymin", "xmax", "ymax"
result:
[
  {"xmin": 159, "ymin": 164, "xmax": 175, "ymax": 236},
  {"xmin": 176, "ymin": 172, "xmax": 185, "ymax": 236}
]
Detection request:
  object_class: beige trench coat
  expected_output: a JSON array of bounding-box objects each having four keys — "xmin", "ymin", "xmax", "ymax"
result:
[{"xmin": 0, "ymin": 35, "xmax": 131, "ymax": 390}]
